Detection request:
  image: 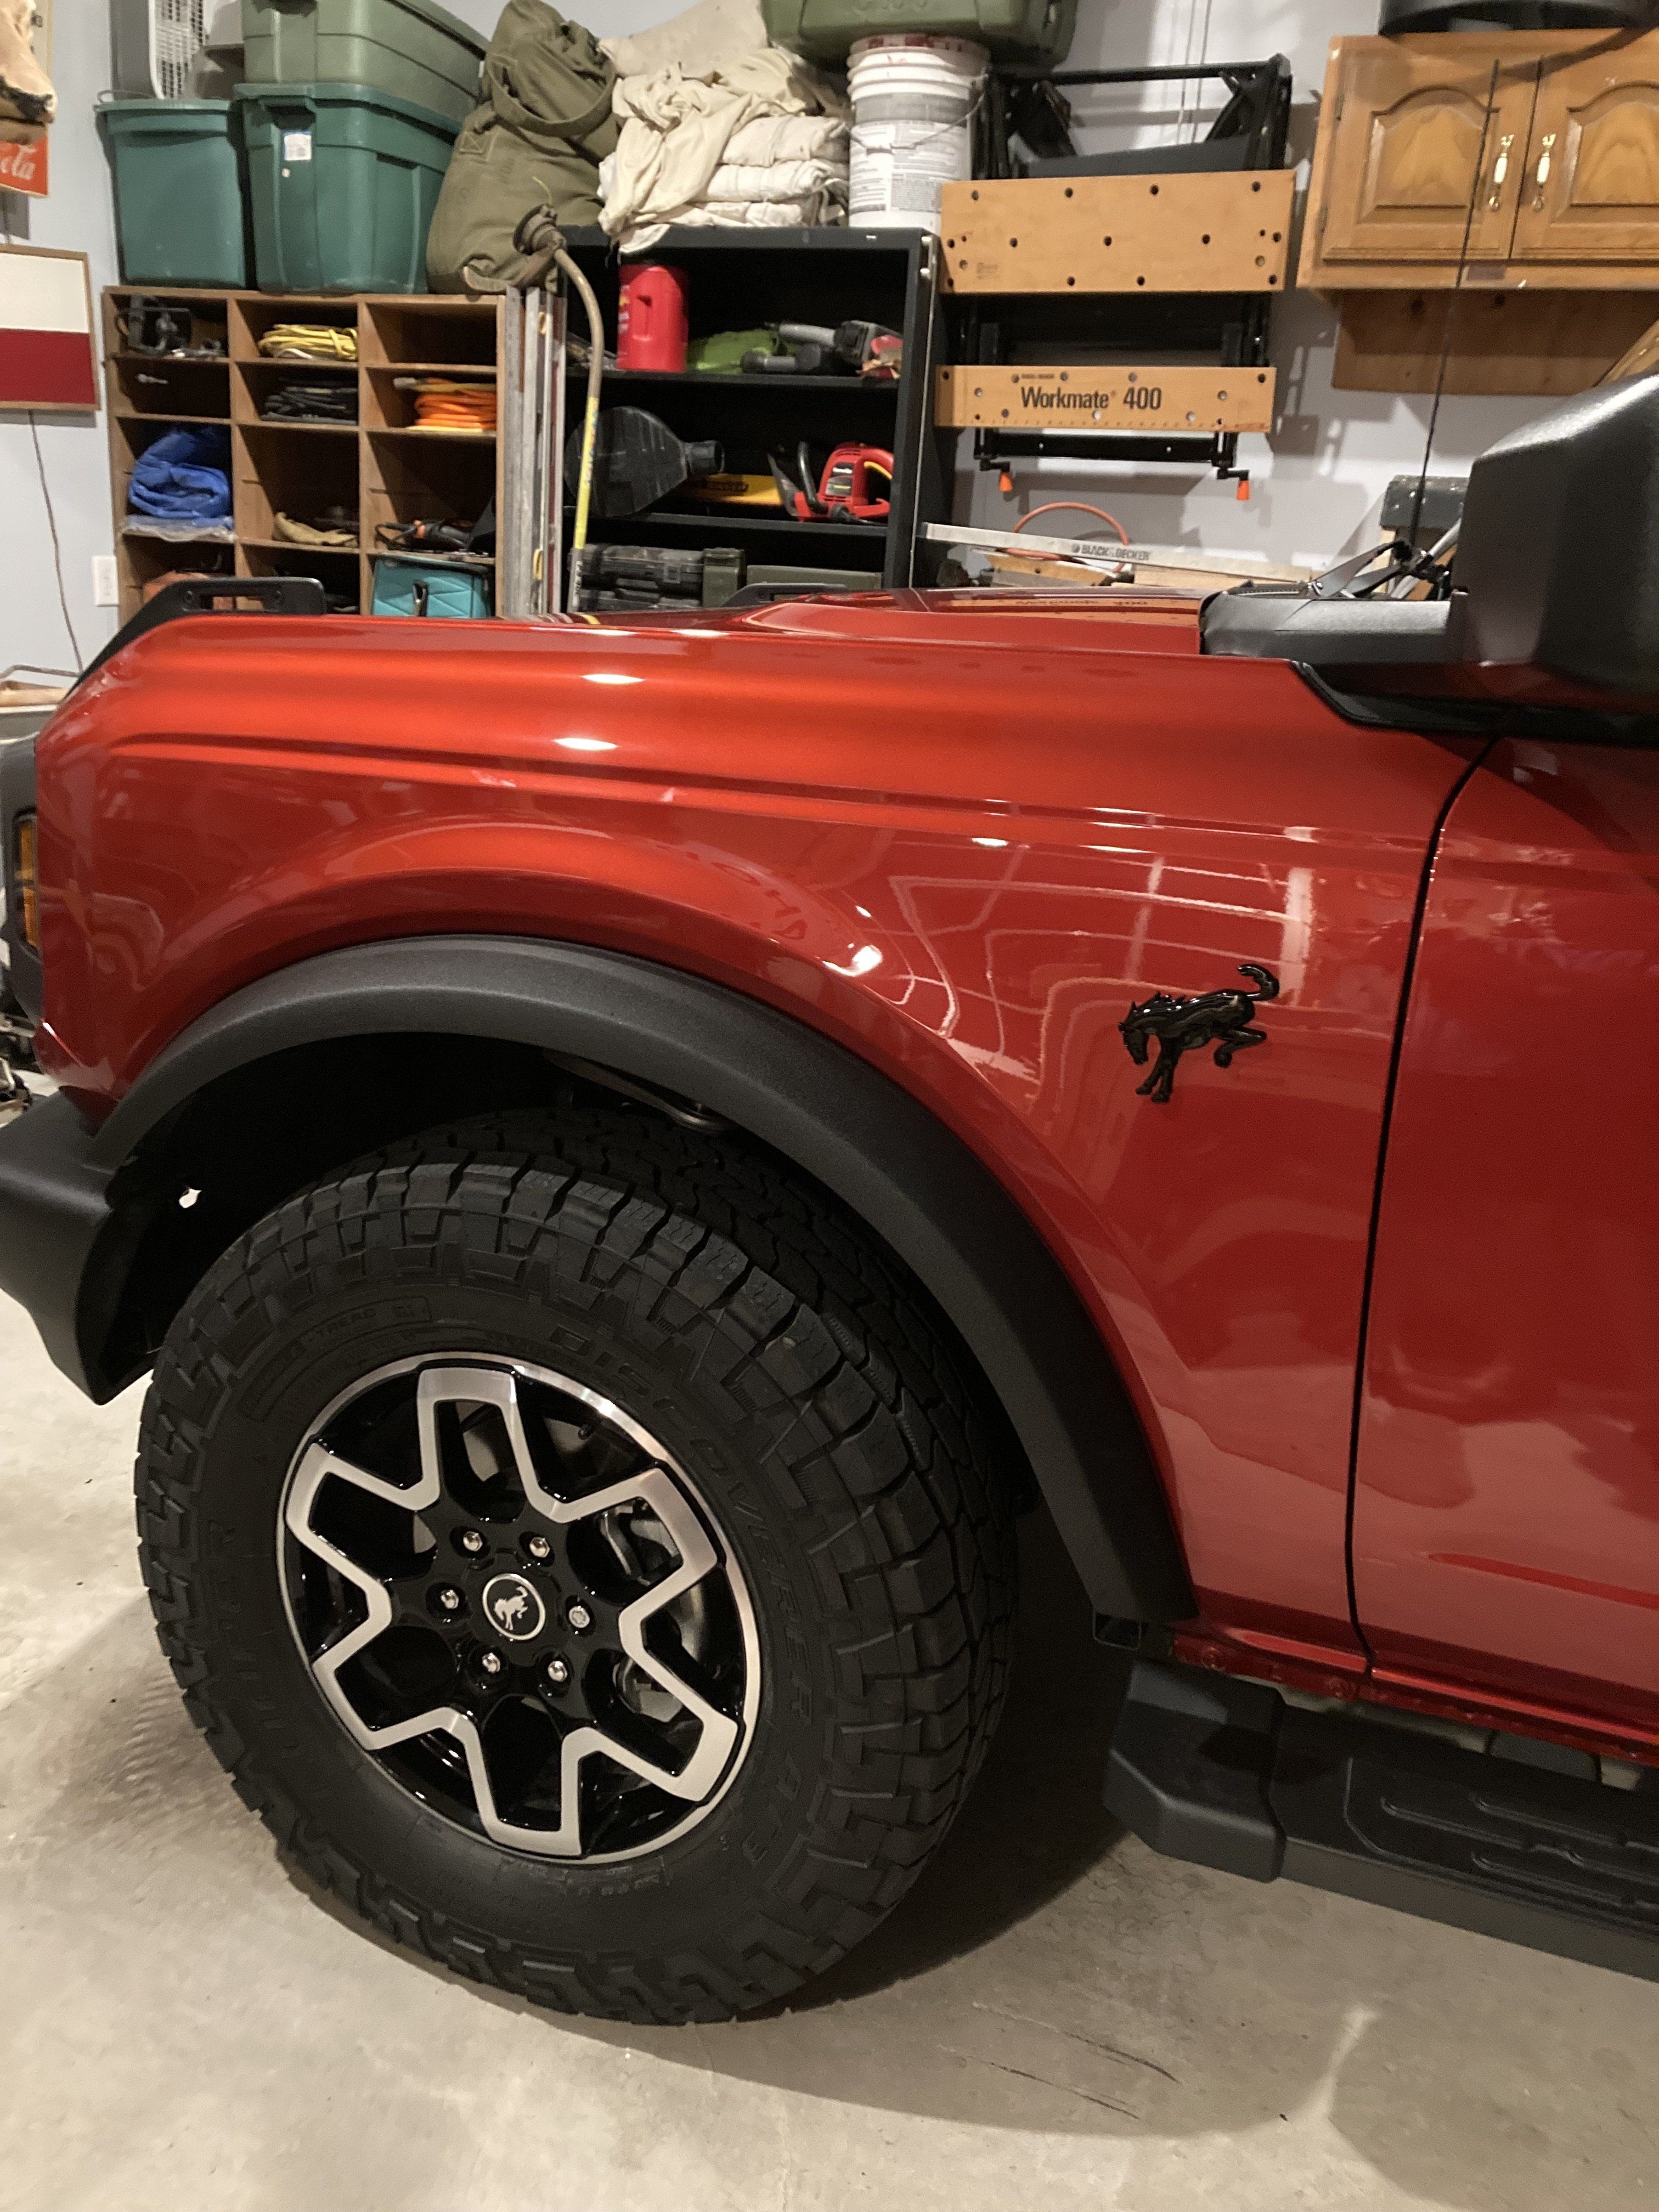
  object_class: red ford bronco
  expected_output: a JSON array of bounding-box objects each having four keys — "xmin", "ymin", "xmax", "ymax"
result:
[{"xmin": 1, "ymin": 382, "xmax": 1654, "ymax": 2019}]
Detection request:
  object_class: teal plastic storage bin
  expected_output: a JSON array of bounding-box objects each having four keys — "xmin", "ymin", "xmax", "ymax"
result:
[
  {"xmin": 98, "ymin": 100, "xmax": 250, "ymax": 286},
  {"xmin": 372, "ymin": 555, "xmax": 492, "ymax": 618},
  {"xmin": 236, "ymin": 83, "xmax": 458, "ymax": 295},
  {"xmin": 240, "ymin": 0, "xmax": 487, "ymax": 128},
  {"xmin": 763, "ymin": 0, "xmax": 1074, "ymax": 62}
]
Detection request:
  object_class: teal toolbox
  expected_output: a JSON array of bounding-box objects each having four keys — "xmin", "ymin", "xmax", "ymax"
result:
[
  {"xmin": 239, "ymin": 0, "xmax": 487, "ymax": 128},
  {"xmin": 371, "ymin": 556, "xmax": 492, "ymax": 618},
  {"xmin": 236, "ymin": 83, "xmax": 458, "ymax": 294},
  {"xmin": 98, "ymin": 100, "xmax": 250, "ymax": 286}
]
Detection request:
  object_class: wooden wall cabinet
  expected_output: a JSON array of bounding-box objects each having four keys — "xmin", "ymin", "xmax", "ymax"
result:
[
  {"xmin": 1511, "ymin": 50, "xmax": 1659, "ymax": 262},
  {"xmin": 1301, "ymin": 30, "xmax": 1659, "ymax": 291}
]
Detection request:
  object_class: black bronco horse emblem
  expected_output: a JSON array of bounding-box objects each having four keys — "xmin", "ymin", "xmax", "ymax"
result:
[{"xmin": 1119, "ymin": 964, "xmax": 1280, "ymax": 1104}]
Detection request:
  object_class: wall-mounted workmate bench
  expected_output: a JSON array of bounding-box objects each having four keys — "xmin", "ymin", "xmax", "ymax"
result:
[{"xmin": 933, "ymin": 58, "xmax": 1293, "ymax": 488}]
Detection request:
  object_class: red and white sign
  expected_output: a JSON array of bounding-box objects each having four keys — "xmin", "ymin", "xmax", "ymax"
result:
[
  {"xmin": 0, "ymin": 134, "xmax": 48, "ymax": 199},
  {"xmin": 0, "ymin": 244, "xmax": 96, "ymax": 410}
]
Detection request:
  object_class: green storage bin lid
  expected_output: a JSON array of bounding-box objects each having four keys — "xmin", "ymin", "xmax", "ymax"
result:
[
  {"xmin": 239, "ymin": 0, "xmax": 486, "ymax": 125},
  {"xmin": 241, "ymin": 0, "xmax": 488, "ymax": 57},
  {"xmin": 233, "ymin": 80, "xmax": 460, "ymax": 134},
  {"xmin": 345, "ymin": 0, "xmax": 486, "ymax": 50},
  {"xmin": 99, "ymin": 98, "xmax": 237, "ymax": 128}
]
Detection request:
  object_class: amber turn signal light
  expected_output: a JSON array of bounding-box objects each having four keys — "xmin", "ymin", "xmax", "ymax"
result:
[{"xmin": 13, "ymin": 812, "xmax": 38, "ymax": 951}]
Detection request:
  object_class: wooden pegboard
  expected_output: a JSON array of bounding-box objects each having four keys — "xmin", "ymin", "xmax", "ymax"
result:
[
  {"xmin": 940, "ymin": 172, "xmax": 1296, "ymax": 294},
  {"xmin": 934, "ymin": 363, "xmax": 1277, "ymax": 433}
]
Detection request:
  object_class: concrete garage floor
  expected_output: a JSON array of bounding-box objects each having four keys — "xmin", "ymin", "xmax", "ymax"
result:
[{"xmin": 3, "ymin": 1290, "xmax": 1655, "ymax": 2212}]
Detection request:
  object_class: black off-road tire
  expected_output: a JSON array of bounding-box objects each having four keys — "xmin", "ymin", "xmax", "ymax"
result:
[{"xmin": 134, "ymin": 1107, "xmax": 1017, "ymax": 2022}]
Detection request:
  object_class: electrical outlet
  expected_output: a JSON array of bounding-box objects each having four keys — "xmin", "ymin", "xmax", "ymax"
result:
[{"xmin": 92, "ymin": 555, "xmax": 119, "ymax": 607}]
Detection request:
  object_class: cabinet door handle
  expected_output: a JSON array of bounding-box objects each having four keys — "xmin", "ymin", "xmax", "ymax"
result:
[
  {"xmin": 1533, "ymin": 132, "xmax": 1556, "ymax": 209},
  {"xmin": 1487, "ymin": 132, "xmax": 1514, "ymax": 208}
]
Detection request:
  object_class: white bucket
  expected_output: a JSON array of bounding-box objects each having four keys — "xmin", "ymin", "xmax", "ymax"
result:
[{"xmin": 848, "ymin": 33, "xmax": 986, "ymax": 233}]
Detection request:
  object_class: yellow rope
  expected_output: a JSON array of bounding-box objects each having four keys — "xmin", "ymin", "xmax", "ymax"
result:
[{"xmin": 258, "ymin": 324, "xmax": 358, "ymax": 363}]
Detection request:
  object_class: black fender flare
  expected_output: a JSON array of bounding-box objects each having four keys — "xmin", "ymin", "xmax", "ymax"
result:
[{"xmin": 87, "ymin": 937, "xmax": 1192, "ymax": 1622}]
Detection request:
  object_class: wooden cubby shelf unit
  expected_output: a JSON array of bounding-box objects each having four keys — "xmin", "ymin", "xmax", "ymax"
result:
[{"xmin": 104, "ymin": 287, "xmax": 503, "ymax": 622}]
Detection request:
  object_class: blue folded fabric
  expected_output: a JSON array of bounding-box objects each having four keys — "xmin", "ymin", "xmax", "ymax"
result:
[{"xmin": 128, "ymin": 426, "xmax": 232, "ymax": 520}]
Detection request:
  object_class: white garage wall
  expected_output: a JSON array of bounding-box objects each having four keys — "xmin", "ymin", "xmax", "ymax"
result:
[
  {"xmin": 0, "ymin": 18, "xmax": 122, "ymax": 673},
  {"xmin": 0, "ymin": 0, "xmax": 1560, "ymax": 669}
]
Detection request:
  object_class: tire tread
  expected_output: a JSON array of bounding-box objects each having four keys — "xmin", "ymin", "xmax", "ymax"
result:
[{"xmin": 136, "ymin": 1104, "xmax": 1016, "ymax": 2023}]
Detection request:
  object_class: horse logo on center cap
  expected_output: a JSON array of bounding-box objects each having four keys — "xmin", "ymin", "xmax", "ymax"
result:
[{"xmin": 481, "ymin": 1572, "xmax": 546, "ymax": 1642}]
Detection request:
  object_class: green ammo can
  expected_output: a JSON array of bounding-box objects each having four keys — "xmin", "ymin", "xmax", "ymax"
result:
[
  {"xmin": 762, "ymin": 0, "xmax": 1075, "ymax": 63},
  {"xmin": 98, "ymin": 100, "xmax": 251, "ymax": 287},
  {"xmin": 239, "ymin": 0, "xmax": 487, "ymax": 128},
  {"xmin": 236, "ymin": 83, "xmax": 459, "ymax": 295}
]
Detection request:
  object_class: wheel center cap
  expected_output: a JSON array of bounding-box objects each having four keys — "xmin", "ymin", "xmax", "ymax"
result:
[{"xmin": 481, "ymin": 1572, "xmax": 546, "ymax": 1643}]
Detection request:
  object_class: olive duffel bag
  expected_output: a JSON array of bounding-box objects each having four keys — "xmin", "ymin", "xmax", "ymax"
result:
[{"xmin": 426, "ymin": 0, "xmax": 618, "ymax": 292}]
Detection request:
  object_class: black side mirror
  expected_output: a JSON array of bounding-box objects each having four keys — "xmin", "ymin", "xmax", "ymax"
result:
[{"xmin": 1451, "ymin": 374, "xmax": 1659, "ymax": 693}]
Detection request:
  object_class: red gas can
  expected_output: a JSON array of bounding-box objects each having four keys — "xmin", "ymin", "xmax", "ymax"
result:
[{"xmin": 617, "ymin": 263, "xmax": 689, "ymax": 372}]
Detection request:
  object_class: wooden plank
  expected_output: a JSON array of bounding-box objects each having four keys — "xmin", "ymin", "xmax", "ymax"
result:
[
  {"xmin": 927, "ymin": 523, "xmax": 1314, "ymax": 582},
  {"xmin": 1331, "ymin": 288, "xmax": 1657, "ymax": 393},
  {"xmin": 1308, "ymin": 258, "xmax": 1659, "ymax": 293},
  {"xmin": 940, "ymin": 172, "xmax": 1295, "ymax": 295},
  {"xmin": 1598, "ymin": 312, "xmax": 1659, "ymax": 383},
  {"xmin": 935, "ymin": 362, "xmax": 1276, "ymax": 433},
  {"xmin": 982, "ymin": 549, "xmax": 1287, "ymax": 594}
]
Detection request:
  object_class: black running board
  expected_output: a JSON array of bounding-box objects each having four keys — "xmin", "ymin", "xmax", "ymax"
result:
[{"xmin": 1104, "ymin": 1660, "xmax": 1659, "ymax": 1980}]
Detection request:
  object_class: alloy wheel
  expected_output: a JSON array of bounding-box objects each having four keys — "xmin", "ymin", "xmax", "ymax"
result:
[{"xmin": 278, "ymin": 1357, "xmax": 761, "ymax": 1861}]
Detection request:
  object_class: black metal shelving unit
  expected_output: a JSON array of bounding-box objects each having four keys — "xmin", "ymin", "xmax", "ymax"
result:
[{"xmin": 556, "ymin": 226, "xmax": 951, "ymax": 594}]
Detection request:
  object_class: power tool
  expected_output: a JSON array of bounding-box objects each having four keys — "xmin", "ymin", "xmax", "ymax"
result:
[
  {"xmin": 568, "ymin": 409, "xmax": 723, "ymax": 519},
  {"xmin": 741, "ymin": 321, "xmax": 902, "ymax": 379},
  {"xmin": 769, "ymin": 443, "xmax": 894, "ymax": 524}
]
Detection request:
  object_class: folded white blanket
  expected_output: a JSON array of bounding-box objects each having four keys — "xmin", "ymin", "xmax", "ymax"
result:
[
  {"xmin": 701, "ymin": 156, "xmax": 848, "ymax": 205},
  {"xmin": 601, "ymin": 46, "xmax": 849, "ymax": 250},
  {"xmin": 663, "ymin": 196, "xmax": 839, "ymax": 232},
  {"xmin": 723, "ymin": 112, "xmax": 848, "ymax": 165}
]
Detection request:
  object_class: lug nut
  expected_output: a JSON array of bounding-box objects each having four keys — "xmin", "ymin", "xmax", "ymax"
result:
[
  {"xmin": 565, "ymin": 1601, "xmax": 593, "ymax": 1634},
  {"xmin": 543, "ymin": 1655, "xmax": 571, "ymax": 1690},
  {"xmin": 458, "ymin": 1529, "xmax": 486, "ymax": 1556},
  {"xmin": 434, "ymin": 1585, "xmax": 463, "ymax": 1616},
  {"xmin": 478, "ymin": 1650, "xmax": 503, "ymax": 1678},
  {"xmin": 525, "ymin": 1533, "xmax": 551, "ymax": 1562}
]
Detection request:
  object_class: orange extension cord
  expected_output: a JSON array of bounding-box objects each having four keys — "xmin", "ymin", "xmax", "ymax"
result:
[
  {"xmin": 1013, "ymin": 501, "xmax": 1130, "ymax": 544},
  {"xmin": 409, "ymin": 381, "xmax": 498, "ymax": 435}
]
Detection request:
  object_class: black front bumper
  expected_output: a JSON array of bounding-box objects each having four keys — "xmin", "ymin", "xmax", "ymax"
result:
[
  {"xmin": 0, "ymin": 1092, "xmax": 139, "ymax": 1400},
  {"xmin": 1, "ymin": 734, "xmax": 41, "ymax": 1023}
]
